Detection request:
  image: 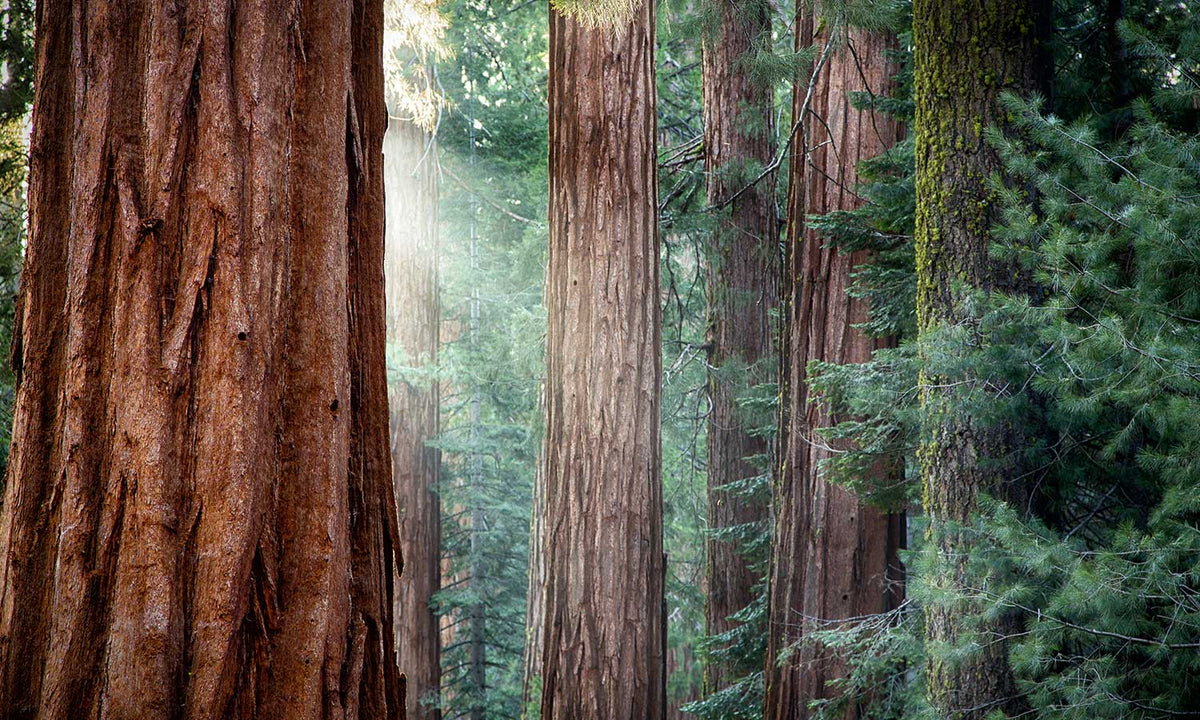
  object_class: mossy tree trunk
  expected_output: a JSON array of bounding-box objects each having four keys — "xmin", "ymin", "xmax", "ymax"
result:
[
  {"xmin": 765, "ymin": 9, "xmax": 905, "ymax": 720},
  {"xmin": 0, "ymin": 1, "xmax": 403, "ymax": 718},
  {"xmin": 913, "ymin": 0, "xmax": 1048, "ymax": 716},
  {"xmin": 385, "ymin": 118, "xmax": 441, "ymax": 720},
  {"xmin": 700, "ymin": 0, "xmax": 778, "ymax": 695},
  {"xmin": 540, "ymin": 1, "xmax": 665, "ymax": 718}
]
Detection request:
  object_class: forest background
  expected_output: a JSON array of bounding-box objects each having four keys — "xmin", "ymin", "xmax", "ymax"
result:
[{"xmin": 0, "ymin": 0, "xmax": 1198, "ymax": 719}]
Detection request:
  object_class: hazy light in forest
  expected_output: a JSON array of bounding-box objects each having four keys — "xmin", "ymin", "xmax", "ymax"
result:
[{"xmin": 384, "ymin": 0, "xmax": 448, "ymax": 131}]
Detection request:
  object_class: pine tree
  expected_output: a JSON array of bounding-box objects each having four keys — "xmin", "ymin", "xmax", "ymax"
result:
[{"xmin": 431, "ymin": 0, "xmax": 549, "ymax": 713}]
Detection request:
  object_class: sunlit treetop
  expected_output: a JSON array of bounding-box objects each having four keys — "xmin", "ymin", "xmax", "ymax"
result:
[
  {"xmin": 550, "ymin": 0, "xmax": 643, "ymax": 32},
  {"xmin": 384, "ymin": 0, "xmax": 449, "ymax": 131}
]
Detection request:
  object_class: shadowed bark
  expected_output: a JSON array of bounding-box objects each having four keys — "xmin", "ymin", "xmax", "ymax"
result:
[
  {"xmin": 0, "ymin": 2, "xmax": 404, "ymax": 718},
  {"xmin": 539, "ymin": 1, "xmax": 665, "ymax": 717}
]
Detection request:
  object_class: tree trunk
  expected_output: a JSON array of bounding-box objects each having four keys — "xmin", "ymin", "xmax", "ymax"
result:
[
  {"xmin": 466, "ymin": 116, "xmax": 486, "ymax": 719},
  {"xmin": 0, "ymin": 3, "xmax": 404, "ymax": 719},
  {"xmin": 540, "ymin": 2, "xmax": 665, "ymax": 718},
  {"xmin": 764, "ymin": 12, "xmax": 905, "ymax": 720},
  {"xmin": 912, "ymin": 0, "xmax": 1048, "ymax": 716},
  {"xmin": 700, "ymin": 0, "xmax": 777, "ymax": 693},
  {"xmin": 385, "ymin": 119, "xmax": 441, "ymax": 720}
]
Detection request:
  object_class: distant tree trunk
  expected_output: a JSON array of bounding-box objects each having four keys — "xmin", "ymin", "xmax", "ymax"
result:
[
  {"xmin": 913, "ymin": 1, "xmax": 1048, "ymax": 716},
  {"xmin": 520, "ymin": 389, "xmax": 546, "ymax": 719},
  {"xmin": 385, "ymin": 118, "xmax": 441, "ymax": 720},
  {"xmin": 0, "ymin": 3, "xmax": 404, "ymax": 719},
  {"xmin": 666, "ymin": 643, "xmax": 701, "ymax": 720},
  {"xmin": 764, "ymin": 11, "xmax": 905, "ymax": 720},
  {"xmin": 540, "ymin": 2, "xmax": 665, "ymax": 718},
  {"xmin": 700, "ymin": 0, "xmax": 777, "ymax": 694}
]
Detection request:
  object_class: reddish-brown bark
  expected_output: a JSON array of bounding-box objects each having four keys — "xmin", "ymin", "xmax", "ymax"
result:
[
  {"xmin": 385, "ymin": 118, "xmax": 441, "ymax": 720},
  {"xmin": 540, "ymin": 2, "xmax": 665, "ymax": 718},
  {"xmin": 700, "ymin": 0, "xmax": 778, "ymax": 693},
  {"xmin": 765, "ymin": 14, "xmax": 905, "ymax": 720},
  {"xmin": 0, "ymin": 3, "xmax": 403, "ymax": 718}
]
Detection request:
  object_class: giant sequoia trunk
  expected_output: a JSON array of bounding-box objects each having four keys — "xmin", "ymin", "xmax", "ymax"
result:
[
  {"xmin": 701, "ymin": 0, "xmax": 777, "ymax": 693},
  {"xmin": 764, "ymin": 13, "xmax": 905, "ymax": 720},
  {"xmin": 912, "ymin": 0, "xmax": 1047, "ymax": 716},
  {"xmin": 540, "ymin": 3, "xmax": 665, "ymax": 718},
  {"xmin": 0, "ymin": 3, "xmax": 404, "ymax": 718},
  {"xmin": 385, "ymin": 119, "xmax": 441, "ymax": 720}
]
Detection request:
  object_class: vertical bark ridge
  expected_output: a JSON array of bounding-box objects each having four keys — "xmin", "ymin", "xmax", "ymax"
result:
[
  {"xmin": 765, "ymin": 12, "xmax": 905, "ymax": 720},
  {"xmin": 0, "ymin": 2, "xmax": 404, "ymax": 718},
  {"xmin": 541, "ymin": 1, "xmax": 664, "ymax": 718}
]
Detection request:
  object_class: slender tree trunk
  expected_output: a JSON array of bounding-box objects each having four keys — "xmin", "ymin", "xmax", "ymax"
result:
[
  {"xmin": 466, "ymin": 109, "xmax": 487, "ymax": 719},
  {"xmin": 666, "ymin": 643, "xmax": 700, "ymax": 720},
  {"xmin": 540, "ymin": 2, "xmax": 664, "ymax": 718},
  {"xmin": 0, "ymin": 3, "xmax": 403, "ymax": 719},
  {"xmin": 913, "ymin": 1, "xmax": 1048, "ymax": 716},
  {"xmin": 386, "ymin": 118, "xmax": 441, "ymax": 720},
  {"xmin": 765, "ymin": 12, "xmax": 905, "ymax": 720},
  {"xmin": 700, "ymin": 0, "xmax": 777, "ymax": 693}
]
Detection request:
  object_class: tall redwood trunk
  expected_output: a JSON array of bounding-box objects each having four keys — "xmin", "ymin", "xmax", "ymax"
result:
[
  {"xmin": 913, "ymin": 1, "xmax": 1047, "ymax": 716},
  {"xmin": 765, "ymin": 12, "xmax": 905, "ymax": 720},
  {"xmin": 700, "ymin": 0, "xmax": 777, "ymax": 693},
  {"xmin": 385, "ymin": 118, "xmax": 441, "ymax": 720},
  {"xmin": 0, "ymin": 3, "xmax": 404, "ymax": 718},
  {"xmin": 540, "ymin": 2, "xmax": 665, "ymax": 718}
]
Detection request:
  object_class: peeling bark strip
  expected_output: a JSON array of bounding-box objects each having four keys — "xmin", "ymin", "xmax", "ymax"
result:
[
  {"xmin": 540, "ymin": 1, "xmax": 665, "ymax": 718},
  {"xmin": 385, "ymin": 119, "xmax": 441, "ymax": 720},
  {"xmin": 701, "ymin": 0, "xmax": 777, "ymax": 695},
  {"xmin": 0, "ymin": 2, "xmax": 404, "ymax": 719},
  {"xmin": 765, "ymin": 12, "xmax": 904, "ymax": 720}
]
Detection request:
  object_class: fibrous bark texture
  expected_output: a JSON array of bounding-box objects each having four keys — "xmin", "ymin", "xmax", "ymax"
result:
[
  {"xmin": 701, "ymin": 0, "xmax": 777, "ymax": 694},
  {"xmin": 0, "ymin": 3, "xmax": 404, "ymax": 719},
  {"xmin": 765, "ymin": 13, "xmax": 905, "ymax": 720},
  {"xmin": 912, "ymin": 0, "xmax": 1047, "ymax": 716},
  {"xmin": 540, "ymin": 2, "xmax": 665, "ymax": 718},
  {"xmin": 385, "ymin": 119, "xmax": 441, "ymax": 720}
]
